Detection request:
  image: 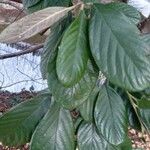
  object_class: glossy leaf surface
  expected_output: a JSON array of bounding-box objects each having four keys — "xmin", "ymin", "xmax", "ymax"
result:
[
  {"xmin": 22, "ymin": 0, "xmax": 41, "ymax": 8},
  {"xmin": 77, "ymin": 122, "xmax": 119, "ymax": 150},
  {"xmin": 40, "ymin": 22, "xmax": 65, "ymax": 79},
  {"xmin": 94, "ymin": 85, "xmax": 127, "ymax": 145},
  {"xmin": 48, "ymin": 66, "xmax": 96, "ymax": 109},
  {"xmin": 89, "ymin": 4, "xmax": 150, "ymax": 91},
  {"xmin": 78, "ymin": 87, "xmax": 99, "ymax": 122},
  {"xmin": 0, "ymin": 94, "xmax": 51, "ymax": 146},
  {"xmin": 47, "ymin": 39, "xmax": 96, "ymax": 109},
  {"xmin": 139, "ymin": 108, "xmax": 150, "ymax": 131},
  {"xmin": 24, "ymin": 0, "xmax": 71, "ymax": 13},
  {"xmin": 57, "ymin": 10, "xmax": 89, "ymax": 86},
  {"xmin": 30, "ymin": 103, "xmax": 75, "ymax": 150},
  {"xmin": 107, "ymin": 2, "xmax": 141, "ymax": 24},
  {"xmin": 43, "ymin": 0, "xmax": 71, "ymax": 7}
]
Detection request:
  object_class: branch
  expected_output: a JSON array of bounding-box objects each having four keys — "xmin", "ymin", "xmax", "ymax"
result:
[
  {"xmin": 0, "ymin": 0, "xmax": 23, "ymax": 10},
  {"xmin": 0, "ymin": 78, "xmax": 43, "ymax": 89},
  {"xmin": 0, "ymin": 44, "xmax": 43, "ymax": 60}
]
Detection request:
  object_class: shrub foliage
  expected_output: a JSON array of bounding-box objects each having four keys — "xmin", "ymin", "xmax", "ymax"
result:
[{"xmin": 0, "ymin": 0, "xmax": 150, "ymax": 149}]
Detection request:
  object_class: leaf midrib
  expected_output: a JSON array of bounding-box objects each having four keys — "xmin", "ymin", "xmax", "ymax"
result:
[
  {"xmin": 105, "ymin": 87, "xmax": 117, "ymax": 136},
  {"xmin": 71, "ymin": 12, "xmax": 86, "ymax": 70},
  {"xmin": 53, "ymin": 108, "xmax": 61, "ymax": 150},
  {"xmin": 94, "ymin": 5, "xmax": 145, "ymax": 75}
]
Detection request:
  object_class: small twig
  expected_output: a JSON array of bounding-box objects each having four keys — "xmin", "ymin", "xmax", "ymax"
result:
[
  {"xmin": 12, "ymin": 8, "xmax": 26, "ymax": 23},
  {"xmin": 0, "ymin": 78, "xmax": 42, "ymax": 89},
  {"xmin": 17, "ymin": 68, "xmax": 43, "ymax": 85},
  {"xmin": 0, "ymin": 44, "xmax": 43, "ymax": 60},
  {"xmin": 0, "ymin": 72, "xmax": 4, "ymax": 87},
  {"xmin": 127, "ymin": 91, "xmax": 150, "ymax": 134},
  {"xmin": 0, "ymin": 0, "xmax": 23, "ymax": 10}
]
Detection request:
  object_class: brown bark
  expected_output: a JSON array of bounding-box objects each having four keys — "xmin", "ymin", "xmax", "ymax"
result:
[{"xmin": 0, "ymin": 44, "xmax": 43, "ymax": 60}]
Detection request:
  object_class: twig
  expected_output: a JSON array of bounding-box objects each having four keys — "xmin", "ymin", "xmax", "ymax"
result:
[
  {"xmin": 17, "ymin": 68, "xmax": 43, "ymax": 85},
  {"xmin": 127, "ymin": 91, "xmax": 150, "ymax": 134},
  {"xmin": 0, "ymin": 44, "xmax": 43, "ymax": 60},
  {"xmin": 0, "ymin": 0, "xmax": 23, "ymax": 10},
  {"xmin": 0, "ymin": 78, "xmax": 43, "ymax": 89},
  {"xmin": 0, "ymin": 72, "xmax": 4, "ymax": 87},
  {"xmin": 12, "ymin": 8, "xmax": 26, "ymax": 23}
]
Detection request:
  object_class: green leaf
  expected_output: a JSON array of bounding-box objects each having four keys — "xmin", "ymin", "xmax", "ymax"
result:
[
  {"xmin": 139, "ymin": 109, "xmax": 150, "ymax": 131},
  {"xmin": 107, "ymin": 2, "xmax": 141, "ymax": 24},
  {"xmin": 87, "ymin": 59, "xmax": 99, "ymax": 78},
  {"xmin": 40, "ymin": 27, "xmax": 60, "ymax": 79},
  {"xmin": 56, "ymin": 10, "xmax": 89, "ymax": 87},
  {"xmin": 89, "ymin": 3, "xmax": 150, "ymax": 91},
  {"xmin": 128, "ymin": 104, "xmax": 141, "ymax": 130},
  {"xmin": 0, "ymin": 94, "xmax": 51, "ymax": 146},
  {"xmin": 59, "ymin": 72, "xmax": 96, "ymax": 109},
  {"xmin": 44, "ymin": 0, "xmax": 71, "ymax": 7},
  {"xmin": 143, "ymin": 34, "xmax": 150, "ymax": 46},
  {"xmin": 118, "ymin": 137, "xmax": 132, "ymax": 150},
  {"xmin": 40, "ymin": 23, "xmax": 65, "ymax": 79},
  {"xmin": 47, "ymin": 40, "xmax": 96, "ymax": 109},
  {"xmin": 77, "ymin": 123, "xmax": 106, "ymax": 150},
  {"xmin": 74, "ymin": 116, "xmax": 83, "ymax": 131},
  {"xmin": 47, "ymin": 66, "xmax": 97, "ymax": 109},
  {"xmin": 122, "ymin": 95, "xmax": 141, "ymax": 130},
  {"xmin": 77, "ymin": 122, "xmax": 119, "ymax": 150},
  {"xmin": 47, "ymin": 21, "xmax": 97, "ymax": 109},
  {"xmin": 138, "ymin": 99, "xmax": 150, "ymax": 109},
  {"xmin": 22, "ymin": 0, "xmax": 41, "ymax": 8},
  {"xmin": 24, "ymin": 0, "xmax": 72, "ymax": 13},
  {"xmin": 94, "ymin": 85, "xmax": 127, "ymax": 145},
  {"xmin": 83, "ymin": 0, "xmax": 100, "ymax": 3},
  {"xmin": 30, "ymin": 102, "xmax": 75, "ymax": 150},
  {"xmin": 142, "ymin": 34, "xmax": 150, "ymax": 50},
  {"xmin": 106, "ymin": 144, "xmax": 119, "ymax": 150},
  {"xmin": 27, "ymin": 1, "xmax": 45, "ymax": 13},
  {"xmin": 78, "ymin": 87, "xmax": 99, "ymax": 122}
]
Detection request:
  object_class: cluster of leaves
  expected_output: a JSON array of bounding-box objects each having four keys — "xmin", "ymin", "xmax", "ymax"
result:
[
  {"xmin": 22, "ymin": 0, "xmax": 72, "ymax": 13},
  {"xmin": 0, "ymin": 0, "xmax": 150, "ymax": 149}
]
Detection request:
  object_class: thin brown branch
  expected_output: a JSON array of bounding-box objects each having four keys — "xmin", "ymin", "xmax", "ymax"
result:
[
  {"xmin": 0, "ymin": 44, "xmax": 43, "ymax": 60},
  {"xmin": 0, "ymin": 0, "xmax": 23, "ymax": 10},
  {"xmin": 17, "ymin": 68, "xmax": 43, "ymax": 85}
]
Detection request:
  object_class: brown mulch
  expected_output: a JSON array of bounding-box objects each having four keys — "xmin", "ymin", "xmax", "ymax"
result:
[
  {"xmin": 0, "ymin": 91, "xmax": 150, "ymax": 150},
  {"xmin": 0, "ymin": 91, "xmax": 35, "ymax": 150},
  {"xmin": 129, "ymin": 129, "xmax": 150, "ymax": 150},
  {"xmin": 0, "ymin": 144, "xmax": 29, "ymax": 150},
  {"xmin": 0, "ymin": 90, "xmax": 36, "ymax": 113}
]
